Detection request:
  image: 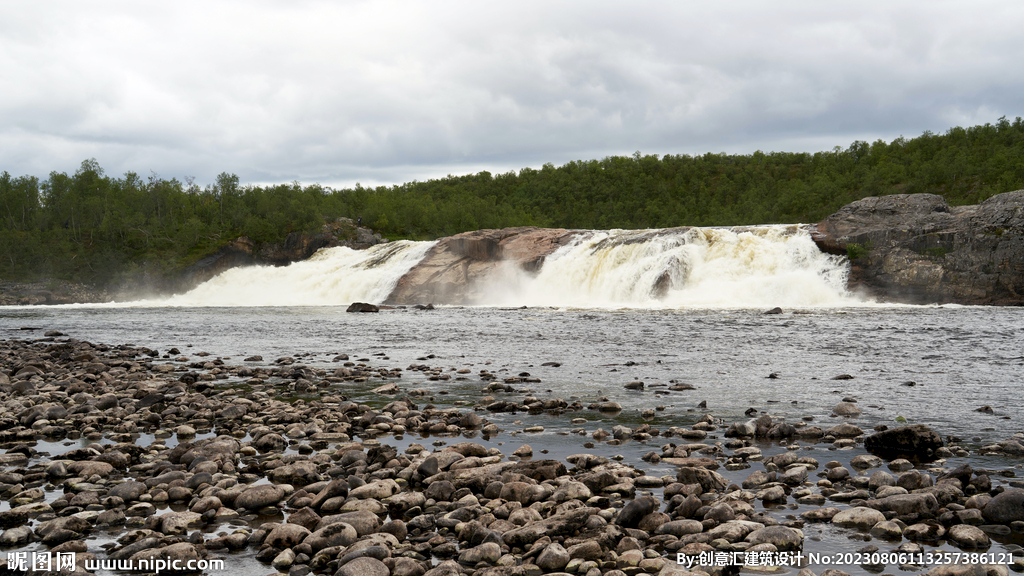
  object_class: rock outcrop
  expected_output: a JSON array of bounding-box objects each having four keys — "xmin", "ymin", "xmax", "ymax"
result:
[
  {"xmin": 385, "ymin": 227, "xmax": 577, "ymax": 305},
  {"xmin": 812, "ymin": 191, "xmax": 1024, "ymax": 304}
]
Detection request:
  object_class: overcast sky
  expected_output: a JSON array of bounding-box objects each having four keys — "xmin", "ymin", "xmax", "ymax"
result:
[{"xmin": 2, "ymin": 1, "xmax": 1022, "ymax": 188}]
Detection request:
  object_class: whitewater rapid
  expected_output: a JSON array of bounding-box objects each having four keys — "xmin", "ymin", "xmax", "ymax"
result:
[
  {"xmin": 490, "ymin": 225, "xmax": 854, "ymax": 308},
  {"xmin": 128, "ymin": 225, "xmax": 861, "ymax": 309},
  {"xmin": 154, "ymin": 241, "xmax": 436, "ymax": 307}
]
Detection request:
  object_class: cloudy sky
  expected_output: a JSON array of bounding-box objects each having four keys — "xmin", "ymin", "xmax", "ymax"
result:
[{"xmin": 2, "ymin": 1, "xmax": 1022, "ymax": 188}]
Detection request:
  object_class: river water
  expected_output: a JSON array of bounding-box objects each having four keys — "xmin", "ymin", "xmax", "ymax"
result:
[{"xmin": 2, "ymin": 226, "xmax": 1023, "ymax": 574}]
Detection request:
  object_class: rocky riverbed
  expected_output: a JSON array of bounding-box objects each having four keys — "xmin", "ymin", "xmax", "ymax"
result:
[
  {"xmin": 1, "ymin": 333, "xmax": 1023, "ymax": 576},
  {"xmin": 0, "ymin": 283, "xmax": 110, "ymax": 307}
]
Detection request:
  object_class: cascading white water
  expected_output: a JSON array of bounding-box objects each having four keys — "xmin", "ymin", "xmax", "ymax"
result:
[
  {"xmin": 485, "ymin": 225, "xmax": 855, "ymax": 308},
  {"xmin": 154, "ymin": 241, "xmax": 436, "ymax": 307},
  {"xmin": 124, "ymin": 225, "xmax": 854, "ymax": 309}
]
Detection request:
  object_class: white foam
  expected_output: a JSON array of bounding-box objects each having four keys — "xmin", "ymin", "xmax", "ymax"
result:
[
  {"xmin": 142, "ymin": 240, "xmax": 436, "ymax": 307},
  {"xmin": 482, "ymin": 225, "xmax": 861, "ymax": 308}
]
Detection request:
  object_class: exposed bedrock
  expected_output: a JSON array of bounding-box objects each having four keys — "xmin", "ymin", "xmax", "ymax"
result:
[
  {"xmin": 384, "ymin": 227, "xmax": 577, "ymax": 305},
  {"xmin": 812, "ymin": 190, "xmax": 1024, "ymax": 305}
]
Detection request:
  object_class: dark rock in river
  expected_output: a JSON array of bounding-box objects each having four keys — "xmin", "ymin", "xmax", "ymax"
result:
[
  {"xmin": 812, "ymin": 191, "xmax": 1024, "ymax": 304},
  {"xmin": 864, "ymin": 424, "xmax": 944, "ymax": 460},
  {"xmin": 982, "ymin": 489, "xmax": 1024, "ymax": 524},
  {"xmin": 346, "ymin": 302, "xmax": 380, "ymax": 313}
]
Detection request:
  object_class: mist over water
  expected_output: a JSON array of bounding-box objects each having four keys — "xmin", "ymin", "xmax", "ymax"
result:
[
  {"xmin": 151, "ymin": 241, "xmax": 436, "ymax": 307},
  {"xmin": 143, "ymin": 225, "xmax": 858, "ymax": 309}
]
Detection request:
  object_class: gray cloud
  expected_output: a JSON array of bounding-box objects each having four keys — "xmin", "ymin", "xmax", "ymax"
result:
[{"xmin": 2, "ymin": 1, "xmax": 1022, "ymax": 187}]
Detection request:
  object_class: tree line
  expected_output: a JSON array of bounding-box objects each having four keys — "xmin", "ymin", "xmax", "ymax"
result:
[{"xmin": 2, "ymin": 117, "xmax": 1023, "ymax": 287}]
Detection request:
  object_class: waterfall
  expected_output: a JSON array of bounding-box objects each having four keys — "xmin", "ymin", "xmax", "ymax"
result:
[
  {"xmin": 153, "ymin": 241, "xmax": 436, "ymax": 307},
  {"xmin": 118, "ymin": 224, "xmax": 854, "ymax": 309},
  {"xmin": 485, "ymin": 225, "xmax": 853, "ymax": 308}
]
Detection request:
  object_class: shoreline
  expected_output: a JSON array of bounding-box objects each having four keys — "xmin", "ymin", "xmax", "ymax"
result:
[{"xmin": 0, "ymin": 334, "xmax": 1022, "ymax": 576}]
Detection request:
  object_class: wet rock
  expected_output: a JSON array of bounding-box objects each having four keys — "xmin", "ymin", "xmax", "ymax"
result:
[
  {"xmin": 656, "ymin": 519, "xmax": 704, "ymax": 537},
  {"xmin": 35, "ymin": 516, "xmax": 91, "ymax": 544},
  {"xmin": 896, "ymin": 470, "xmax": 934, "ymax": 491},
  {"xmin": 459, "ymin": 542, "xmax": 501, "ymax": 565},
  {"xmin": 235, "ymin": 484, "xmax": 285, "ymax": 510},
  {"xmin": 108, "ymin": 481, "xmax": 148, "ymax": 502},
  {"xmin": 904, "ymin": 521, "xmax": 946, "ymax": 541},
  {"xmin": 982, "ymin": 489, "xmax": 1024, "ymax": 524},
  {"xmin": 745, "ymin": 526, "xmax": 803, "ymax": 552},
  {"xmin": 889, "ymin": 458, "xmax": 914, "ymax": 472},
  {"xmin": 270, "ymin": 461, "xmax": 321, "ymax": 486},
  {"xmin": 947, "ymin": 524, "xmax": 991, "ymax": 549},
  {"xmin": 864, "ymin": 424, "xmax": 943, "ymax": 459},
  {"xmin": 552, "ymin": 481, "xmax": 591, "ymax": 502},
  {"xmin": 536, "ymin": 542, "xmax": 571, "ymax": 572},
  {"xmin": 503, "ymin": 508, "xmax": 594, "ymax": 546},
  {"xmin": 0, "ymin": 526, "xmax": 32, "ymax": 546},
  {"xmin": 373, "ymin": 382, "xmax": 399, "ymax": 394},
  {"xmin": 66, "ymin": 460, "xmax": 113, "ymax": 478},
  {"xmin": 335, "ymin": 553, "xmax": 387, "ymax": 573},
  {"xmin": 305, "ymin": 522, "xmax": 357, "ymax": 552},
  {"xmin": 265, "ymin": 523, "xmax": 311, "ymax": 548},
  {"xmin": 253, "ymin": 432, "xmax": 287, "ymax": 452},
  {"xmin": 742, "ymin": 470, "xmax": 771, "ymax": 489},
  {"xmin": 833, "ymin": 402, "xmax": 862, "ymax": 416},
  {"xmin": 616, "ymin": 495, "xmax": 658, "ymax": 528},
  {"xmin": 346, "ymin": 302, "xmax": 380, "ymax": 313},
  {"xmin": 869, "ymin": 520, "xmax": 904, "ymax": 540},
  {"xmin": 0, "ymin": 509, "xmax": 28, "ymax": 529},
  {"xmin": 128, "ymin": 542, "xmax": 202, "ymax": 568},
  {"xmin": 421, "ymin": 560, "xmax": 464, "ymax": 576},
  {"xmin": 676, "ymin": 467, "xmax": 728, "ymax": 493},
  {"xmin": 706, "ymin": 520, "xmax": 763, "ymax": 541},
  {"xmin": 512, "ymin": 444, "xmax": 533, "ymax": 457},
  {"xmin": 867, "ymin": 493, "xmax": 939, "ymax": 516},
  {"xmin": 832, "ymin": 507, "xmax": 885, "ymax": 530},
  {"xmin": 725, "ymin": 421, "xmax": 756, "ymax": 437},
  {"xmin": 801, "ymin": 507, "xmax": 841, "ymax": 522},
  {"xmin": 757, "ymin": 485, "xmax": 786, "ymax": 503},
  {"xmin": 325, "ymin": 511, "xmax": 380, "ymax": 536},
  {"xmin": 850, "ymin": 454, "xmax": 883, "ymax": 469},
  {"xmin": 825, "ymin": 423, "xmax": 863, "ymax": 437},
  {"xmin": 350, "ymin": 479, "xmax": 400, "ymax": 500},
  {"xmin": 782, "ymin": 466, "xmax": 808, "ymax": 485},
  {"xmin": 271, "ymin": 548, "xmax": 294, "ymax": 570},
  {"xmin": 158, "ymin": 511, "xmax": 203, "ymax": 535}
]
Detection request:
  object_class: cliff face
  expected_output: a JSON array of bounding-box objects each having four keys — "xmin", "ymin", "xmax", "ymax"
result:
[
  {"xmin": 385, "ymin": 227, "xmax": 577, "ymax": 305},
  {"xmin": 812, "ymin": 191, "xmax": 1024, "ymax": 305}
]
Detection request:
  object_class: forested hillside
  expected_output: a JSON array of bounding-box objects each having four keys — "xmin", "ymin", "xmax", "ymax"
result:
[{"xmin": 2, "ymin": 117, "xmax": 1023, "ymax": 287}]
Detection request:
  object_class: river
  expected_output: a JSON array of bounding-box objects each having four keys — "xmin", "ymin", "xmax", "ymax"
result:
[{"xmin": 1, "ymin": 226, "xmax": 1022, "ymax": 575}]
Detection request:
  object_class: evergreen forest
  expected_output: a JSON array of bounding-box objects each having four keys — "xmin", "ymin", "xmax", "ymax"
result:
[{"xmin": 2, "ymin": 117, "xmax": 1023, "ymax": 287}]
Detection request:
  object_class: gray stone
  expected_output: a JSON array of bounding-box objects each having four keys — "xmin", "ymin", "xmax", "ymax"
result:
[
  {"xmin": 536, "ymin": 543, "xmax": 570, "ymax": 572},
  {"xmin": 812, "ymin": 191, "xmax": 1024, "ymax": 305},
  {"xmin": 745, "ymin": 526, "xmax": 803, "ymax": 551},
  {"xmin": 458, "ymin": 542, "xmax": 501, "ymax": 565},
  {"xmin": 947, "ymin": 524, "xmax": 991, "ymax": 549},
  {"xmin": 832, "ymin": 506, "xmax": 885, "ymax": 529},
  {"xmin": 983, "ymin": 489, "xmax": 1024, "ymax": 524},
  {"xmin": 235, "ymin": 484, "xmax": 285, "ymax": 510}
]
